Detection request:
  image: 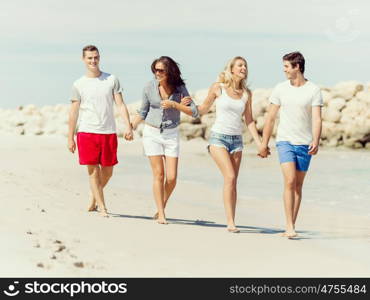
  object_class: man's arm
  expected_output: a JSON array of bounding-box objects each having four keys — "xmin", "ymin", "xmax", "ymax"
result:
[
  {"xmin": 113, "ymin": 93, "xmax": 133, "ymax": 140},
  {"xmin": 308, "ymin": 106, "xmax": 322, "ymax": 155},
  {"xmin": 260, "ymin": 103, "xmax": 280, "ymax": 156},
  {"xmin": 68, "ymin": 101, "xmax": 80, "ymax": 153}
]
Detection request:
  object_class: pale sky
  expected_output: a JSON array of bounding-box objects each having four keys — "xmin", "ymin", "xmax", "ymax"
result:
[{"xmin": 1, "ymin": 0, "xmax": 369, "ymax": 108}]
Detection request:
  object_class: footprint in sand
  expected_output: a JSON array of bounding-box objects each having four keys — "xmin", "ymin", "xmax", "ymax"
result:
[
  {"xmin": 30, "ymin": 234, "xmax": 96, "ymax": 271},
  {"xmin": 55, "ymin": 245, "xmax": 66, "ymax": 253},
  {"xmin": 74, "ymin": 262, "xmax": 84, "ymax": 268}
]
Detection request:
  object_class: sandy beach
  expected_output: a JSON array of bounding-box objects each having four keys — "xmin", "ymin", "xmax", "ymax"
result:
[{"xmin": 1, "ymin": 133, "xmax": 369, "ymax": 277}]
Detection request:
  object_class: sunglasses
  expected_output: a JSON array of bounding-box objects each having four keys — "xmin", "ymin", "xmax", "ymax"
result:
[{"xmin": 154, "ymin": 68, "xmax": 166, "ymax": 74}]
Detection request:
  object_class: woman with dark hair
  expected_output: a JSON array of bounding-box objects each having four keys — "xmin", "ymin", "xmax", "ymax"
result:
[{"xmin": 132, "ymin": 56, "xmax": 198, "ymax": 224}]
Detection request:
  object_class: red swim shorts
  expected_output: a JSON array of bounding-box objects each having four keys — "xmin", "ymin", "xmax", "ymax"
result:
[{"xmin": 77, "ymin": 132, "xmax": 118, "ymax": 166}]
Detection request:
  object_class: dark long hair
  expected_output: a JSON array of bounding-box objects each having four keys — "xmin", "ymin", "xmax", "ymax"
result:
[{"xmin": 151, "ymin": 56, "xmax": 185, "ymax": 88}]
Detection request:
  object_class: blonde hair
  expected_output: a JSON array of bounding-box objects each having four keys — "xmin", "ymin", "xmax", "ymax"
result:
[{"xmin": 217, "ymin": 56, "xmax": 250, "ymax": 95}]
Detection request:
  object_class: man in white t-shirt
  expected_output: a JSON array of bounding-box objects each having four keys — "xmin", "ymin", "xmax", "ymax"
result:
[
  {"xmin": 68, "ymin": 45, "xmax": 133, "ymax": 217},
  {"xmin": 260, "ymin": 52, "xmax": 323, "ymax": 238}
]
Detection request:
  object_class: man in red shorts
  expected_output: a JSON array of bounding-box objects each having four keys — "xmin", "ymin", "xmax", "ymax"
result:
[{"xmin": 68, "ymin": 45, "xmax": 133, "ymax": 217}]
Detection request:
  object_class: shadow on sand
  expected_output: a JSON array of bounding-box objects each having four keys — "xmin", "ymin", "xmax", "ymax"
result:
[{"xmin": 108, "ymin": 212, "xmax": 317, "ymax": 238}]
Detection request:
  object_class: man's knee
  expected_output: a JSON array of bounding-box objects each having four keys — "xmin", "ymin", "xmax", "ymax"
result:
[
  {"xmin": 102, "ymin": 167, "xmax": 113, "ymax": 179},
  {"xmin": 284, "ymin": 177, "xmax": 296, "ymax": 190},
  {"xmin": 295, "ymin": 182, "xmax": 303, "ymax": 193},
  {"xmin": 87, "ymin": 165, "xmax": 100, "ymax": 177}
]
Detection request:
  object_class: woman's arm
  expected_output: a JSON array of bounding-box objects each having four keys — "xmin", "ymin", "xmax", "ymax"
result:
[
  {"xmin": 132, "ymin": 88, "xmax": 150, "ymax": 130},
  {"xmin": 161, "ymin": 85, "xmax": 199, "ymax": 117},
  {"xmin": 196, "ymin": 83, "xmax": 220, "ymax": 115},
  {"xmin": 244, "ymin": 90, "xmax": 261, "ymax": 147},
  {"xmin": 244, "ymin": 91, "xmax": 271, "ymax": 158},
  {"xmin": 131, "ymin": 114, "xmax": 143, "ymax": 131},
  {"xmin": 161, "ymin": 98, "xmax": 195, "ymax": 116}
]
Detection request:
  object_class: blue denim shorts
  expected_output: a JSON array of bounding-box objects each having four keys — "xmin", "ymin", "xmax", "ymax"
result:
[
  {"xmin": 208, "ymin": 131, "xmax": 243, "ymax": 154},
  {"xmin": 276, "ymin": 141, "xmax": 312, "ymax": 172}
]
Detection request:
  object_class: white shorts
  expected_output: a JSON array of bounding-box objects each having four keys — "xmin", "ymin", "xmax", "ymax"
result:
[{"xmin": 142, "ymin": 125, "xmax": 180, "ymax": 157}]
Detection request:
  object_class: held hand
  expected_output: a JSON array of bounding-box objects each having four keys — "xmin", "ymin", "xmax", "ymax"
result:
[
  {"xmin": 161, "ymin": 100, "xmax": 175, "ymax": 109},
  {"xmin": 258, "ymin": 144, "xmax": 270, "ymax": 158},
  {"xmin": 68, "ymin": 139, "xmax": 76, "ymax": 153},
  {"xmin": 124, "ymin": 129, "xmax": 134, "ymax": 141},
  {"xmin": 267, "ymin": 146, "xmax": 271, "ymax": 156},
  {"xmin": 180, "ymin": 96, "xmax": 192, "ymax": 106},
  {"xmin": 308, "ymin": 142, "xmax": 319, "ymax": 155}
]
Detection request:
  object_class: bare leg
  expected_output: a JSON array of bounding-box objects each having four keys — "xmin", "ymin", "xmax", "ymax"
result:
[
  {"xmin": 163, "ymin": 156, "xmax": 178, "ymax": 209},
  {"xmin": 148, "ymin": 156, "xmax": 167, "ymax": 224},
  {"xmin": 280, "ymin": 162, "xmax": 297, "ymax": 237},
  {"xmin": 229, "ymin": 151, "xmax": 242, "ymax": 221},
  {"xmin": 293, "ymin": 170, "xmax": 307, "ymax": 226},
  {"xmin": 88, "ymin": 166, "xmax": 114, "ymax": 211},
  {"xmin": 87, "ymin": 165, "xmax": 108, "ymax": 217},
  {"xmin": 209, "ymin": 146, "xmax": 238, "ymax": 232},
  {"xmin": 153, "ymin": 156, "xmax": 178, "ymax": 220}
]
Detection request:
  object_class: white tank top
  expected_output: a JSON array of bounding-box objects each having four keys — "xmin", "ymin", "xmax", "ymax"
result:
[{"xmin": 211, "ymin": 85, "xmax": 248, "ymax": 135}]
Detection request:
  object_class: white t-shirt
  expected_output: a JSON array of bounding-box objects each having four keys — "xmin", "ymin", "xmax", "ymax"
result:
[
  {"xmin": 71, "ymin": 72, "xmax": 123, "ymax": 134},
  {"xmin": 269, "ymin": 80, "xmax": 323, "ymax": 145}
]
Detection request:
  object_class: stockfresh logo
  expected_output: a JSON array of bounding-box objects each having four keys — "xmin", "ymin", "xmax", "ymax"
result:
[{"xmin": 3, "ymin": 281, "xmax": 20, "ymax": 297}]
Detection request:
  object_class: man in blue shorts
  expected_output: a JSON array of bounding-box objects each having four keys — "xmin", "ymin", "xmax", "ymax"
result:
[{"xmin": 260, "ymin": 52, "xmax": 323, "ymax": 238}]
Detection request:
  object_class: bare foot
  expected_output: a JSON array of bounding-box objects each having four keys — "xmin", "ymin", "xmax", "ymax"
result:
[
  {"xmin": 87, "ymin": 203, "xmax": 98, "ymax": 212},
  {"xmin": 87, "ymin": 197, "xmax": 97, "ymax": 212},
  {"xmin": 153, "ymin": 212, "xmax": 159, "ymax": 220},
  {"xmin": 287, "ymin": 232, "xmax": 298, "ymax": 239},
  {"xmin": 99, "ymin": 207, "xmax": 109, "ymax": 218},
  {"xmin": 227, "ymin": 227, "xmax": 240, "ymax": 233},
  {"xmin": 281, "ymin": 231, "xmax": 298, "ymax": 238},
  {"xmin": 157, "ymin": 218, "xmax": 168, "ymax": 224}
]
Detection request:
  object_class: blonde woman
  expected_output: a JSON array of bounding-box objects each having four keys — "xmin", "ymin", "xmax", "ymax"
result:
[{"xmin": 184, "ymin": 56, "xmax": 269, "ymax": 232}]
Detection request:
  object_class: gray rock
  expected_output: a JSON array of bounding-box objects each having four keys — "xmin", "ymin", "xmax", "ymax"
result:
[{"xmin": 179, "ymin": 123, "xmax": 206, "ymax": 140}]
